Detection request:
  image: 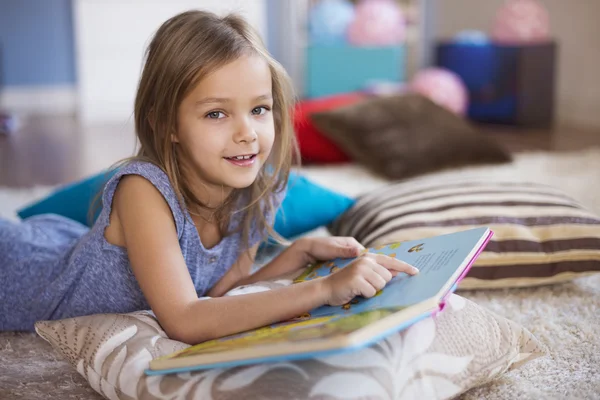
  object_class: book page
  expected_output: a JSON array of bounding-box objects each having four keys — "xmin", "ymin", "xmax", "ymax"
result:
[
  {"xmin": 156, "ymin": 227, "xmax": 489, "ymax": 364},
  {"xmin": 299, "ymin": 227, "xmax": 489, "ymax": 318}
]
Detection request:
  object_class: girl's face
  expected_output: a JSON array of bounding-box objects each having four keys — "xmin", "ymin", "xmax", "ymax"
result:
[{"xmin": 175, "ymin": 54, "xmax": 275, "ymax": 195}]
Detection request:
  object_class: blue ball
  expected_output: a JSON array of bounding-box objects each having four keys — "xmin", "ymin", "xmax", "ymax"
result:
[{"xmin": 309, "ymin": 0, "xmax": 355, "ymax": 45}]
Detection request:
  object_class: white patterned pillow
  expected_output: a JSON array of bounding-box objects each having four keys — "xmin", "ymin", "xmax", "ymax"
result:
[{"xmin": 35, "ymin": 280, "xmax": 544, "ymax": 400}]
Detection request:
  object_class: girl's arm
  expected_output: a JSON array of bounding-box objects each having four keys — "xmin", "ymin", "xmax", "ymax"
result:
[
  {"xmin": 113, "ymin": 176, "xmax": 328, "ymax": 344},
  {"xmin": 235, "ymin": 236, "xmax": 371, "ymax": 286},
  {"xmin": 204, "ymin": 245, "xmax": 301, "ymax": 297},
  {"xmin": 113, "ymin": 176, "xmax": 416, "ymax": 345},
  {"xmin": 210, "ymin": 235, "xmax": 365, "ymax": 294},
  {"xmin": 235, "ymin": 242, "xmax": 308, "ymax": 285}
]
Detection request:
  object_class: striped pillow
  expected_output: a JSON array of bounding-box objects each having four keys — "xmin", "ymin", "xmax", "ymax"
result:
[{"xmin": 329, "ymin": 178, "xmax": 600, "ymax": 289}]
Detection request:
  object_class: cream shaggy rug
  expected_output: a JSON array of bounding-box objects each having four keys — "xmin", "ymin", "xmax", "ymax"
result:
[
  {"xmin": 1, "ymin": 149, "xmax": 600, "ymax": 399},
  {"xmin": 302, "ymin": 149, "xmax": 600, "ymax": 399}
]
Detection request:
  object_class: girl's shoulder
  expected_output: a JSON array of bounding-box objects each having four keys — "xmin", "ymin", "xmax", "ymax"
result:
[
  {"xmin": 104, "ymin": 160, "xmax": 174, "ymax": 200},
  {"xmin": 109, "ymin": 160, "xmax": 169, "ymax": 183},
  {"xmin": 100, "ymin": 160, "xmax": 187, "ymax": 238}
]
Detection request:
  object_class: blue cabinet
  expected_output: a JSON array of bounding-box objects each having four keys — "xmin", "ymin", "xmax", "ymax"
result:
[{"xmin": 305, "ymin": 44, "xmax": 406, "ymax": 98}]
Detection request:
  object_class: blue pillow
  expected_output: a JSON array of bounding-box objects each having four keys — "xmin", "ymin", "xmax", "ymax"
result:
[
  {"xmin": 17, "ymin": 170, "xmax": 117, "ymax": 227},
  {"xmin": 17, "ymin": 170, "xmax": 355, "ymax": 239},
  {"xmin": 274, "ymin": 173, "xmax": 355, "ymax": 238}
]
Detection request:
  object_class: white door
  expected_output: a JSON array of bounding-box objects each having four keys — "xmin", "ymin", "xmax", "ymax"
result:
[{"xmin": 73, "ymin": 0, "xmax": 267, "ymax": 124}]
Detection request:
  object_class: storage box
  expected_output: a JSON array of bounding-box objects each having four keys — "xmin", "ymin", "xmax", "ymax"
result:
[
  {"xmin": 436, "ymin": 41, "xmax": 557, "ymax": 128},
  {"xmin": 305, "ymin": 44, "xmax": 405, "ymax": 98}
]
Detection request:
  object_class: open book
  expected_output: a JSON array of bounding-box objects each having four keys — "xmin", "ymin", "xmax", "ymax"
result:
[{"xmin": 146, "ymin": 227, "xmax": 493, "ymax": 375}]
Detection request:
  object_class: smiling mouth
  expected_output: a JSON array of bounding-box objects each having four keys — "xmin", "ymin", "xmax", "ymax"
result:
[
  {"xmin": 224, "ymin": 153, "xmax": 258, "ymax": 167},
  {"xmin": 224, "ymin": 154, "xmax": 257, "ymax": 161}
]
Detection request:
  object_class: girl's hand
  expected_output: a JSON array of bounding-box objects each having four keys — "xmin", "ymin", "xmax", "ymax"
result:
[
  {"xmin": 321, "ymin": 253, "xmax": 419, "ymax": 306},
  {"xmin": 292, "ymin": 236, "xmax": 366, "ymax": 266},
  {"xmin": 237, "ymin": 236, "xmax": 365, "ymax": 285}
]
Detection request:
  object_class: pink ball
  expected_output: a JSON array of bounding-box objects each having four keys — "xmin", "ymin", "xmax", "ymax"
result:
[
  {"xmin": 410, "ymin": 68, "xmax": 469, "ymax": 115},
  {"xmin": 492, "ymin": 0, "xmax": 551, "ymax": 44},
  {"xmin": 347, "ymin": 0, "xmax": 406, "ymax": 46}
]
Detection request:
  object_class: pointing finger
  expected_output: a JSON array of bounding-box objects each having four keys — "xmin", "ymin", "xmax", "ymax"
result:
[{"xmin": 365, "ymin": 253, "xmax": 419, "ymax": 275}]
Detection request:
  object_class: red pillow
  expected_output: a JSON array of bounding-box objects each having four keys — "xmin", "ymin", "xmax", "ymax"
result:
[{"xmin": 293, "ymin": 92, "xmax": 366, "ymax": 163}]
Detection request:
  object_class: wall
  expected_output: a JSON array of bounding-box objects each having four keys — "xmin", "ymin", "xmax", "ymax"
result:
[
  {"xmin": 0, "ymin": 0, "xmax": 76, "ymax": 113},
  {"xmin": 73, "ymin": 0, "xmax": 266, "ymax": 123},
  {"xmin": 435, "ymin": 0, "xmax": 600, "ymax": 130},
  {"xmin": 0, "ymin": 0, "xmax": 268, "ymax": 117},
  {"xmin": 0, "ymin": 0, "xmax": 75, "ymax": 87}
]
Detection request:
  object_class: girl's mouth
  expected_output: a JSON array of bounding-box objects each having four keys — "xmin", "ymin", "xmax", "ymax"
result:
[{"xmin": 224, "ymin": 153, "xmax": 257, "ymax": 167}]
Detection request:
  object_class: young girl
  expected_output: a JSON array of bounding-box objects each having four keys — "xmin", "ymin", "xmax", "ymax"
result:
[{"xmin": 0, "ymin": 10, "xmax": 417, "ymax": 343}]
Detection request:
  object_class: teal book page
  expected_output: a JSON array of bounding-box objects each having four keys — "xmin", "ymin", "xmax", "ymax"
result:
[{"xmin": 296, "ymin": 227, "xmax": 490, "ymax": 318}]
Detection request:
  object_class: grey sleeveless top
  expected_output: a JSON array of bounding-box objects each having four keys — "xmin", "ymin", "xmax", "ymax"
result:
[{"xmin": 1, "ymin": 161, "xmax": 281, "ymax": 330}]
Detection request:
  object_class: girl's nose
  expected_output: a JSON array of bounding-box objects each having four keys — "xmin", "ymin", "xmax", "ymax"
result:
[{"xmin": 234, "ymin": 118, "xmax": 258, "ymax": 143}]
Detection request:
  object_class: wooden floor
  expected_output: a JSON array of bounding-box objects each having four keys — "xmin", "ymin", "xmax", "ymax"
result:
[
  {"xmin": 1, "ymin": 114, "xmax": 599, "ymax": 188},
  {"xmin": 0, "ymin": 114, "xmax": 137, "ymax": 187}
]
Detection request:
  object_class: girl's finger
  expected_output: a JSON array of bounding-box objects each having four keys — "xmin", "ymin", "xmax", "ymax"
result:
[
  {"xmin": 356, "ymin": 276, "xmax": 378, "ymax": 298},
  {"xmin": 363, "ymin": 267, "xmax": 388, "ymax": 291},
  {"xmin": 368, "ymin": 261, "xmax": 393, "ymax": 283},
  {"xmin": 366, "ymin": 253, "xmax": 419, "ymax": 275},
  {"xmin": 344, "ymin": 237, "xmax": 366, "ymax": 252},
  {"xmin": 333, "ymin": 237, "xmax": 365, "ymax": 252}
]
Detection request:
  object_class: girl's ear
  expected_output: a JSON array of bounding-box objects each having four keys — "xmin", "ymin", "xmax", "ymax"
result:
[{"xmin": 170, "ymin": 131, "xmax": 179, "ymax": 143}]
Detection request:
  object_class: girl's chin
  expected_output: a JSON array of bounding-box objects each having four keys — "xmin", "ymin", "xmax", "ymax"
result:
[
  {"xmin": 225, "ymin": 174, "xmax": 261, "ymax": 189},
  {"xmin": 221, "ymin": 168, "xmax": 262, "ymax": 189}
]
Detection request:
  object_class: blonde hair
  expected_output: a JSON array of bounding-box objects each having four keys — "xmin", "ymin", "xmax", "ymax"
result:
[{"xmin": 98, "ymin": 10, "xmax": 298, "ymax": 249}]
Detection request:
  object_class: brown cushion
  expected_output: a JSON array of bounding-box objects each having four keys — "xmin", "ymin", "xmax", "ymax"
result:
[
  {"xmin": 310, "ymin": 93, "xmax": 512, "ymax": 180},
  {"xmin": 329, "ymin": 177, "xmax": 600, "ymax": 289},
  {"xmin": 35, "ymin": 280, "xmax": 543, "ymax": 400}
]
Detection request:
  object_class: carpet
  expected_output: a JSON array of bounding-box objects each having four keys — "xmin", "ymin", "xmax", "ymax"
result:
[
  {"xmin": 1, "ymin": 149, "xmax": 600, "ymax": 399},
  {"xmin": 302, "ymin": 148, "xmax": 600, "ymax": 400},
  {"xmin": 460, "ymin": 275, "xmax": 600, "ymax": 400}
]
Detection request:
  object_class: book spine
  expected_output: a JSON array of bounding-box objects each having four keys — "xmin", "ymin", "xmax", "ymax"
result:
[{"xmin": 436, "ymin": 229, "xmax": 494, "ymax": 314}]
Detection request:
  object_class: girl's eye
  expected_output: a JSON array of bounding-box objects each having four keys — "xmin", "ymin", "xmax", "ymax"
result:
[
  {"xmin": 206, "ymin": 111, "xmax": 225, "ymax": 119},
  {"xmin": 251, "ymin": 106, "xmax": 270, "ymax": 116}
]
